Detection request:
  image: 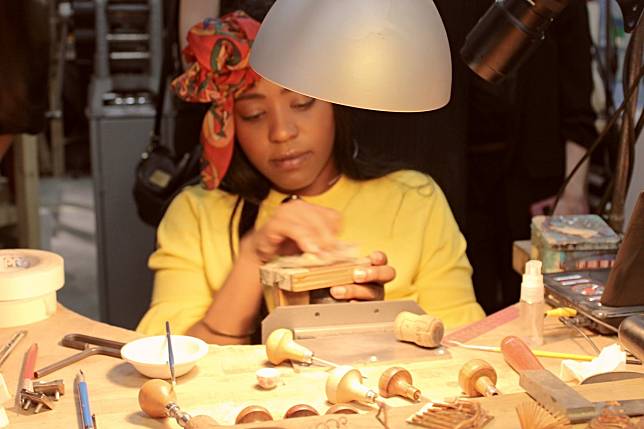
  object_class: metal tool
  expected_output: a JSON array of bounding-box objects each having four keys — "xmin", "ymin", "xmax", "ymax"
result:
[
  {"xmin": 501, "ymin": 335, "xmax": 644, "ymax": 424},
  {"xmin": 34, "ymin": 334, "xmax": 125, "ymax": 379},
  {"xmin": 19, "ymin": 389, "xmax": 55, "ymax": 414},
  {"xmin": 165, "ymin": 321, "xmax": 176, "ymax": 388},
  {"xmin": 0, "ymin": 330, "xmax": 27, "ymax": 369},
  {"xmin": 33, "ymin": 379, "xmax": 65, "ymax": 400},
  {"xmin": 19, "ymin": 343, "xmax": 38, "ymax": 408}
]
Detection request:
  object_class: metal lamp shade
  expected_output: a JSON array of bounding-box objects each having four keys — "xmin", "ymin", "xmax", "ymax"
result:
[{"xmin": 250, "ymin": 0, "xmax": 452, "ymax": 112}]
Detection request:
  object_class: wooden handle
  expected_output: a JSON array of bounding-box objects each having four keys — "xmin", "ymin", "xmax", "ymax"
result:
[
  {"xmin": 500, "ymin": 336, "xmax": 544, "ymax": 373},
  {"xmin": 185, "ymin": 415, "xmax": 220, "ymax": 429},
  {"xmin": 393, "ymin": 312, "xmax": 444, "ymax": 348},
  {"xmin": 138, "ymin": 379, "xmax": 176, "ymax": 418}
]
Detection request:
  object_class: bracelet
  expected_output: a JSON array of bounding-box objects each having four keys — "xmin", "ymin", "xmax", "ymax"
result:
[{"xmin": 200, "ymin": 320, "xmax": 255, "ymax": 339}]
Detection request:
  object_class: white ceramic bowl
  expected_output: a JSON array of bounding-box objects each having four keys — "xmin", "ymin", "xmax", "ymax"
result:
[{"xmin": 121, "ymin": 335, "xmax": 208, "ymax": 379}]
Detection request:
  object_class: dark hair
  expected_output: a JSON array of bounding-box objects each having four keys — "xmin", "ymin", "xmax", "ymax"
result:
[{"xmin": 219, "ymin": 104, "xmax": 404, "ymax": 247}]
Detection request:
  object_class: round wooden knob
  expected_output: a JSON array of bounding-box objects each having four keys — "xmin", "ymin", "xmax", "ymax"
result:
[
  {"xmin": 284, "ymin": 404, "xmax": 319, "ymax": 418},
  {"xmin": 325, "ymin": 403, "xmax": 360, "ymax": 415},
  {"xmin": 394, "ymin": 311, "xmax": 444, "ymax": 348},
  {"xmin": 235, "ymin": 405, "xmax": 273, "ymax": 424},
  {"xmin": 138, "ymin": 379, "xmax": 176, "ymax": 418},
  {"xmin": 185, "ymin": 415, "xmax": 219, "ymax": 428},
  {"xmin": 326, "ymin": 366, "xmax": 377, "ymax": 405},
  {"xmin": 265, "ymin": 328, "xmax": 313, "ymax": 365},
  {"xmin": 458, "ymin": 359, "xmax": 499, "ymax": 397},
  {"xmin": 378, "ymin": 366, "xmax": 421, "ymax": 401}
]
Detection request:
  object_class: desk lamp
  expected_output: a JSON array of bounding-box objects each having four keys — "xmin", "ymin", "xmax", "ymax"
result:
[{"xmin": 249, "ymin": 0, "xmax": 452, "ymax": 112}]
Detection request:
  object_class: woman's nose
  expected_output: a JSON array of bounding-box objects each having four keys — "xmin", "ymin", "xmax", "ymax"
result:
[{"xmin": 268, "ymin": 111, "xmax": 298, "ymax": 143}]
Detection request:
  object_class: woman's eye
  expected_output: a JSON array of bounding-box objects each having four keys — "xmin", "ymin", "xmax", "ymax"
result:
[
  {"xmin": 292, "ymin": 98, "xmax": 315, "ymax": 110},
  {"xmin": 239, "ymin": 111, "xmax": 264, "ymax": 121}
]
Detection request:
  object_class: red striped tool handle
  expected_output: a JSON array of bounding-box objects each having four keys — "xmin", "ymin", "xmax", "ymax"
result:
[
  {"xmin": 500, "ymin": 336, "xmax": 544, "ymax": 373},
  {"xmin": 21, "ymin": 343, "xmax": 38, "ymax": 381}
]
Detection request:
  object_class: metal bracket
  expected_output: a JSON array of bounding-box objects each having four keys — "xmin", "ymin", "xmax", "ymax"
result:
[{"xmin": 262, "ymin": 300, "xmax": 449, "ymax": 365}]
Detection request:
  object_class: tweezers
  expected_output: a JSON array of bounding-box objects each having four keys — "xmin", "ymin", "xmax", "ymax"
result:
[{"xmin": 34, "ymin": 334, "xmax": 125, "ymax": 379}]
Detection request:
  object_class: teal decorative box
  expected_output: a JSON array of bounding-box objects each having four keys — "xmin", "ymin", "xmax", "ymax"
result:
[{"xmin": 530, "ymin": 215, "xmax": 621, "ymax": 273}]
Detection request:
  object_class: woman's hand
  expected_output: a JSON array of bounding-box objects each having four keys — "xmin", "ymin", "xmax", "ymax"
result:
[
  {"xmin": 241, "ymin": 199, "xmax": 342, "ymax": 263},
  {"xmin": 330, "ymin": 251, "xmax": 395, "ymax": 301}
]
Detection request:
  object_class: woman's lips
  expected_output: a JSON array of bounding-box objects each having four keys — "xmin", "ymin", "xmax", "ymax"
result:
[{"xmin": 270, "ymin": 151, "xmax": 312, "ymax": 170}]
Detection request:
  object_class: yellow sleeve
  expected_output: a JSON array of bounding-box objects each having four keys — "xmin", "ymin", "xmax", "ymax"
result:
[
  {"xmin": 136, "ymin": 191, "xmax": 212, "ymax": 336},
  {"xmin": 414, "ymin": 185, "xmax": 485, "ymax": 328}
]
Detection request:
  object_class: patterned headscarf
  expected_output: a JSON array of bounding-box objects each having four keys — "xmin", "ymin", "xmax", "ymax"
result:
[{"xmin": 172, "ymin": 11, "xmax": 261, "ymax": 189}]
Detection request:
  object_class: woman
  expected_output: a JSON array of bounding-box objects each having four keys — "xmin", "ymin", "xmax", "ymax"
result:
[{"xmin": 137, "ymin": 11, "xmax": 484, "ymax": 343}]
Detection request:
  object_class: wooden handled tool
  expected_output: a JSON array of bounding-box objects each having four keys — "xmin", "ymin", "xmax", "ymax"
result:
[
  {"xmin": 284, "ymin": 404, "xmax": 319, "ymax": 418},
  {"xmin": 326, "ymin": 366, "xmax": 379, "ymax": 405},
  {"xmin": 394, "ymin": 312, "xmax": 444, "ymax": 348},
  {"xmin": 378, "ymin": 367, "xmax": 421, "ymax": 402},
  {"xmin": 325, "ymin": 403, "xmax": 360, "ymax": 414},
  {"xmin": 138, "ymin": 379, "xmax": 218, "ymax": 428},
  {"xmin": 501, "ymin": 335, "xmax": 644, "ymax": 424},
  {"xmin": 235, "ymin": 405, "xmax": 273, "ymax": 424},
  {"xmin": 458, "ymin": 359, "xmax": 500, "ymax": 397},
  {"xmin": 265, "ymin": 328, "xmax": 338, "ymax": 367},
  {"xmin": 500, "ymin": 336, "xmax": 545, "ymax": 372}
]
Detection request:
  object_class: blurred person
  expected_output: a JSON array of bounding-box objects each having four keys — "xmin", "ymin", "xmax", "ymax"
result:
[{"xmin": 464, "ymin": 0, "xmax": 598, "ymax": 314}]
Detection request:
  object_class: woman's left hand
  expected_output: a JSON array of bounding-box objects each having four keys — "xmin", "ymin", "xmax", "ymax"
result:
[{"xmin": 329, "ymin": 251, "xmax": 395, "ymax": 301}]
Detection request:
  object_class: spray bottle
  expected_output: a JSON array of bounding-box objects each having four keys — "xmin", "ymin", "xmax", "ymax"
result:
[{"xmin": 520, "ymin": 260, "xmax": 545, "ymax": 346}]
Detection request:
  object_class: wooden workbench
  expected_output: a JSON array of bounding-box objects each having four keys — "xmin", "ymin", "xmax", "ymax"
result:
[{"xmin": 0, "ymin": 305, "xmax": 642, "ymax": 428}]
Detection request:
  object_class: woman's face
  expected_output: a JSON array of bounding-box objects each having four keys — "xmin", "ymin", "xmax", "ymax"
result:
[{"xmin": 234, "ymin": 79, "xmax": 337, "ymax": 195}]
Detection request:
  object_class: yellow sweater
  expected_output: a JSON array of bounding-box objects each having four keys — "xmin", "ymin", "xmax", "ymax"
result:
[{"xmin": 137, "ymin": 170, "xmax": 484, "ymax": 335}]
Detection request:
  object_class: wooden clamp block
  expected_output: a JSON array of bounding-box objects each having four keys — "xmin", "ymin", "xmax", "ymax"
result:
[{"xmin": 260, "ymin": 257, "xmax": 371, "ymax": 307}]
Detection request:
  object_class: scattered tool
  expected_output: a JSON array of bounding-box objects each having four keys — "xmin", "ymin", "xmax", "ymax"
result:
[
  {"xmin": 326, "ymin": 365, "xmax": 388, "ymax": 428},
  {"xmin": 446, "ymin": 339, "xmax": 598, "ymax": 362},
  {"xmin": 18, "ymin": 343, "xmax": 39, "ymax": 410},
  {"xmin": 326, "ymin": 366, "xmax": 380, "ymax": 405},
  {"xmin": 76, "ymin": 370, "xmax": 96, "ymax": 429},
  {"xmin": 235, "ymin": 405, "xmax": 273, "ymax": 424},
  {"xmin": 501, "ymin": 335, "xmax": 644, "ymax": 424},
  {"xmin": 515, "ymin": 401, "xmax": 570, "ymax": 429},
  {"xmin": 407, "ymin": 399, "xmax": 493, "ymax": 429},
  {"xmin": 34, "ymin": 334, "xmax": 124, "ymax": 378},
  {"xmin": 458, "ymin": 359, "xmax": 500, "ymax": 397},
  {"xmin": 283, "ymin": 404, "xmax": 319, "ymax": 418},
  {"xmin": 138, "ymin": 379, "xmax": 219, "ymax": 428},
  {"xmin": 378, "ymin": 366, "xmax": 423, "ymax": 402},
  {"xmin": 394, "ymin": 311, "xmax": 444, "ymax": 348},
  {"xmin": 325, "ymin": 404, "xmax": 360, "ymax": 414},
  {"xmin": 32, "ymin": 379, "xmax": 65, "ymax": 401},
  {"xmin": 326, "ymin": 365, "xmax": 388, "ymax": 427},
  {"xmin": 0, "ymin": 330, "xmax": 27, "ymax": 369},
  {"xmin": 265, "ymin": 328, "xmax": 339, "ymax": 367},
  {"xmin": 165, "ymin": 321, "xmax": 176, "ymax": 389},
  {"xmin": 19, "ymin": 390, "xmax": 55, "ymax": 414},
  {"xmin": 17, "ymin": 342, "xmax": 64, "ymax": 414}
]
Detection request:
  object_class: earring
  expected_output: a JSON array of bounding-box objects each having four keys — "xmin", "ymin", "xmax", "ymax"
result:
[{"xmin": 352, "ymin": 139, "xmax": 360, "ymax": 160}]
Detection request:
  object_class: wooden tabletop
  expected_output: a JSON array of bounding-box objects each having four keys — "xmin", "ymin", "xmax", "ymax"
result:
[{"xmin": 0, "ymin": 304, "xmax": 642, "ymax": 428}]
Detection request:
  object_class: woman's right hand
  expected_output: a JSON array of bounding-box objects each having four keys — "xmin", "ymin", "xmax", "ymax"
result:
[{"xmin": 240, "ymin": 199, "xmax": 342, "ymax": 263}]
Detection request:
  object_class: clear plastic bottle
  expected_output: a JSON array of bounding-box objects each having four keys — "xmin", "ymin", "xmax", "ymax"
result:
[{"xmin": 519, "ymin": 260, "xmax": 545, "ymax": 346}]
